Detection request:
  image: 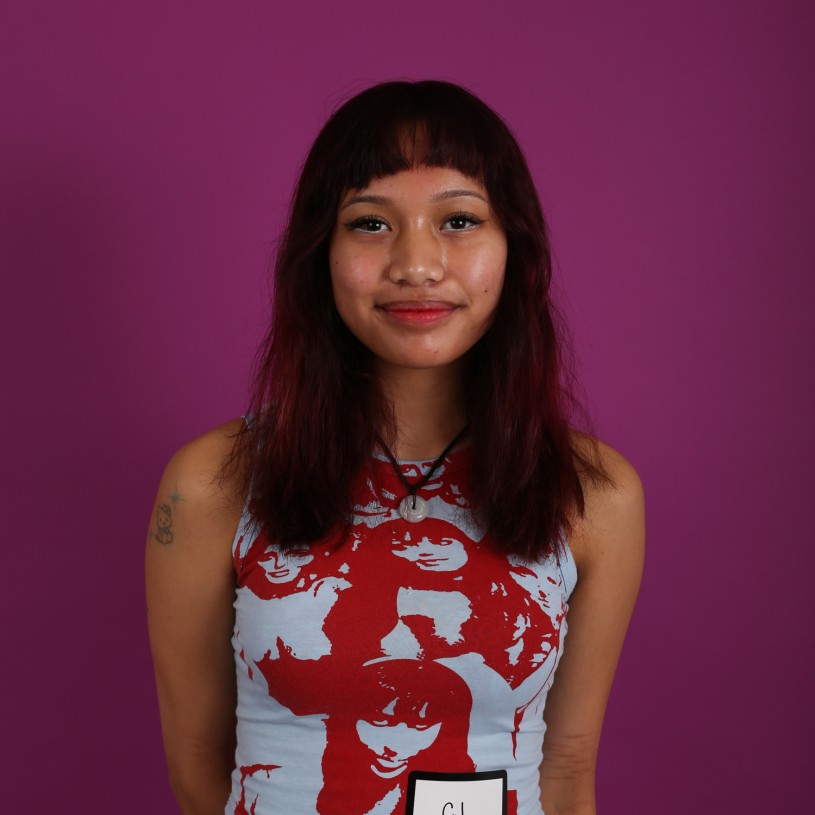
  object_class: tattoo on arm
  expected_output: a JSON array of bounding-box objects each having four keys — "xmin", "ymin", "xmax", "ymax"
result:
[
  {"xmin": 155, "ymin": 504, "xmax": 174, "ymax": 545},
  {"xmin": 151, "ymin": 484, "xmax": 187, "ymax": 545},
  {"xmin": 169, "ymin": 483, "xmax": 187, "ymax": 508}
]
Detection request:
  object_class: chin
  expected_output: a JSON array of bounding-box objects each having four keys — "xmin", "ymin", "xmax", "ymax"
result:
[{"xmin": 375, "ymin": 353, "xmax": 470, "ymax": 374}]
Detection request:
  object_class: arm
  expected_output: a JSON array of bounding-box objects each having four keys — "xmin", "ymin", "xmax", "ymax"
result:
[
  {"xmin": 145, "ymin": 420, "xmax": 245, "ymax": 815},
  {"xmin": 539, "ymin": 441, "xmax": 645, "ymax": 815}
]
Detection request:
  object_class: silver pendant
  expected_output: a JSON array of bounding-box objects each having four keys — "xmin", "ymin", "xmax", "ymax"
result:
[{"xmin": 399, "ymin": 494, "xmax": 428, "ymax": 523}]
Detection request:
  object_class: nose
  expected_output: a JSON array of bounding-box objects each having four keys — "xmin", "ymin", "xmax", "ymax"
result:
[{"xmin": 388, "ymin": 224, "xmax": 444, "ymax": 285}]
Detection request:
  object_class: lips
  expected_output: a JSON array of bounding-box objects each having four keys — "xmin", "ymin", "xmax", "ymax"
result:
[{"xmin": 378, "ymin": 300, "xmax": 459, "ymax": 324}]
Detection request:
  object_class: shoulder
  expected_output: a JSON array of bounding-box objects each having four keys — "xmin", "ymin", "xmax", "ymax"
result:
[
  {"xmin": 149, "ymin": 418, "xmax": 247, "ymax": 553},
  {"xmin": 567, "ymin": 432, "xmax": 645, "ymax": 577},
  {"xmin": 162, "ymin": 418, "xmax": 246, "ymax": 504},
  {"xmin": 164, "ymin": 418, "xmax": 245, "ymax": 480}
]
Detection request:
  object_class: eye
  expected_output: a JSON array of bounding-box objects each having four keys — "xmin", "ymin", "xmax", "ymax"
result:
[
  {"xmin": 441, "ymin": 211, "xmax": 483, "ymax": 231},
  {"xmin": 438, "ymin": 538, "xmax": 456, "ymax": 547},
  {"xmin": 347, "ymin": 215, "xmax": 390, "ymax": 233}
]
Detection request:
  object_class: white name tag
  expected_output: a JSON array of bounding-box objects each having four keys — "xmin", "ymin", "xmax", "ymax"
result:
[{"xmin": 406, "ymin": 770, "xmax": 507, "ymax": 815}]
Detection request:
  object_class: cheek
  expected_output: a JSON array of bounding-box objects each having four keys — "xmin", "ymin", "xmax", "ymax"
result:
[
  {"xmin": 461, "ymin": 244, "xmax": 507, "ymax": 303},
  {"xmin": 329, "ymin": 260, "xmax": 377, "ymax": 327},
  {"xmin": 330, "ymin": 238, "xmax": 378, "ymax": 289},
  {"xmin": 480, "ymin": 254, "xmax": 507, "ymax": 297},
  {"xmin": 328, "ymin": 244, "xmax": 353, "ymax": 297},
  {"xmin": 328, "ymin": 261, "xmax": 351, "ymax": 305}
]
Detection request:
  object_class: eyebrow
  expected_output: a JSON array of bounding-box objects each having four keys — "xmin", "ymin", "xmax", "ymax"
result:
[{"xmin": 340, "ymin": 188, "xmax": 487, "ymax": 210}]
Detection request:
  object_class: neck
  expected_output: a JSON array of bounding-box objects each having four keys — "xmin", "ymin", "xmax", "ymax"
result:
[{"xmin": 377, "ymin": 361, "xmax": 469, "ymax": 460}]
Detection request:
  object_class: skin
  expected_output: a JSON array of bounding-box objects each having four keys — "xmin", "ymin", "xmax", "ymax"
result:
[
  {"xmin": 330, "ymin": 166, "xmax": 507, "ymax": 459},
  {"xmin": 330, "ymin": 167, "xmax": 506, "ymax": 375},
  {"xmin": 146, "ymin": 423, "xmax": 243, "ymax": 815},
  {"xmin": 146, "ymin": 166, "xmax": 645, "ymax": 815}
]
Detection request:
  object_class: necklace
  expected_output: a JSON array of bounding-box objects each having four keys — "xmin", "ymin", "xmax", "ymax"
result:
[{"xmin": 376, "ymin": 426, "xmax": 470, "ymax": 523}]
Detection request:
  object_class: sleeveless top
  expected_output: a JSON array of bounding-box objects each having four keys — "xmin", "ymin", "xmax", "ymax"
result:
[{"xmin": 224, "ymin": 445, "xmax": 577, "ymax": 815}]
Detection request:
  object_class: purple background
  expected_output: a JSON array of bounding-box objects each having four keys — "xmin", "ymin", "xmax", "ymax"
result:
[{"xmin": 2, "ymin": 1, "xmax": 812, "ymax": 812}]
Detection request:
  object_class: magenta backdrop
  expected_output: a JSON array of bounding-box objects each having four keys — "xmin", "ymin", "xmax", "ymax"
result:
[{"xmin": 2, "ymin": 1, "xmax": 812, "ymax": 812}]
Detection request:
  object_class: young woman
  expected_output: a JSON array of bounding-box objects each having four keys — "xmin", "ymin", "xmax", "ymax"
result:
[{"xmin": 146, "ymin": 80, "xmax": 645, "ymax": 815}]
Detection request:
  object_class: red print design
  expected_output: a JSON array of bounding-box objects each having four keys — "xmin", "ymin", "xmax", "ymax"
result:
[
  {"xmin": 236, "ymin": 528, "xmax": 352, "ymax": 670},
  {"xmin": 379, "ymin": 517, "xmax": 558, "ymax": 688},
  {"xmin": 233, "ymin": 466, "xmax": 566, "ymax": 814},
  {"xmin": 234, "ymin": 764, "xmax": 281, "ymax": 815},
  {"xmin": 317, "ymin": 659, "xmax": 475, "ymax": 815}
]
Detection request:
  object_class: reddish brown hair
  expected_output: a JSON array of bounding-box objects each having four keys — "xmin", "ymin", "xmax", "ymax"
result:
[{"xmin": 228, "ymin": 80, "xmax": 608, "ymax": 559}]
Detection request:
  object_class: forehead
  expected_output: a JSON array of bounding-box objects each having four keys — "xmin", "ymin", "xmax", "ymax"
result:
[{"xmin": 340, "ymin": 166, "xmax": 488, "ymax": 207}]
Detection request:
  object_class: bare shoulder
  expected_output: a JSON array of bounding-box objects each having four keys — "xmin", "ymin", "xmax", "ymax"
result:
[
  {"xmin": 568, "ymin": 431, "xmax": 646, "ymax": 576},
  {"xmin": 147, "ymin": 418, "xmax": 247, "ymax": 553},
  {"xmin": 164, "ymin": 418, "xmax": 245, "ymax": 494}
]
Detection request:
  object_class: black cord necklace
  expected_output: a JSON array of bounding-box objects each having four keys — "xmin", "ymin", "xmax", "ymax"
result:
[{"xmin": 376, "ymin": 425, "xmax": 470, "ymax": 523}]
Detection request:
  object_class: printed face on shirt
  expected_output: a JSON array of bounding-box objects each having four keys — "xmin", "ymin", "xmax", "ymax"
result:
[
  {"xmin": 391, "ymin": 530, "xmax": 468, "ymax": 572},
  {"xmin": 356, "ymin": 696, "xmax": 443, "ymax": 778},
  {"xmin": 259, "ymin": 547, "xmax": 315, "ymax": 584}
]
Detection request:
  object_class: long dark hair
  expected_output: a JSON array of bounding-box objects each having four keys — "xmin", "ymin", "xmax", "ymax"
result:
[{"xmin": 226, "ymin": 79, "xmax": 609, "ymax": 559}]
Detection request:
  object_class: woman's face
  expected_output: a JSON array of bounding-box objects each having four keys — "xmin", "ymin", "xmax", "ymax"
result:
[
  {"xmin": 259, "ymin": 547, "xmax": 314, "ymax": 584},
  {"xmin": 391, "ymin": 530, "xmax": 468, "ymax": 572},
  {"xmin": 356, "ymin": 698, "xmax": 442, "ymax": 778},
  {"xmin": 329, "ymin": 166, "xmax": 507, "ymax": 376}
]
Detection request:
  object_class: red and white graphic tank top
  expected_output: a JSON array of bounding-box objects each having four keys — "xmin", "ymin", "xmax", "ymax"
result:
[{"xmin": 225, "ymin": 446, "xmax": 577, "ymax": 815}]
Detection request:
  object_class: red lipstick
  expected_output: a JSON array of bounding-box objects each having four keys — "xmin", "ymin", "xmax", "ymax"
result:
[{"xmin": 379, "ymin": 300, "xmax": 458, "ymax": 325}]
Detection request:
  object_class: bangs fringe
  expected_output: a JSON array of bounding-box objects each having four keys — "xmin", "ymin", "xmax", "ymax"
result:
[{"xmin": 315, "ymin": 82, "xmax": 498, "ymax": 194}]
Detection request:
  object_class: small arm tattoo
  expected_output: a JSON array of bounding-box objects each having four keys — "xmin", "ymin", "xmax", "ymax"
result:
[
  {"xmin": 169, "ymin": 483, "xmax": 187, "ymax": 508},
  {"xmin": 155, "ymin": 503, "xmax": 174, "ymax": 545}
]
